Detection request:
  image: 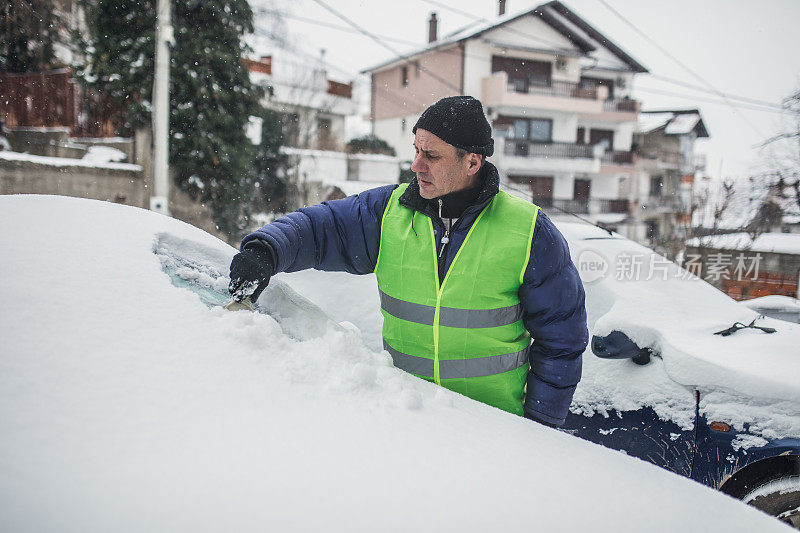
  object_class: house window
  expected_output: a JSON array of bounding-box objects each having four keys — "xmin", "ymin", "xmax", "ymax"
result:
[
  {"xmin": 508, "ymin": 118, "xmax": 552, "ymax": 156},
  {"xmin": 589, "ymin": 129, "xmax": 614, "ymax": 151},
  {"xmin": 317, "ymin": 117, "xmax": 333, "ymax": 150},
  {"xmin": 573, "ymin": 179, "xmax": 591, "ymax": 201},
  {"xmin": 646, "ymin": 220, "xmax": 659, "ymax": 241},
  {"xmin": 650, "ymin": 176, "xmax": 664, "ymax": 198},
  {"xmin": 530, "ymin": 176, "xmax": 554, "ymax": 206},
  {"xmin": 576, "ymin": 127, "xmax": 586, "ymax": 144},
  {"xmin": 580, "ymin": 76, "xmax": 615, "ymax": 99},
  {"xmin": 401, "ymin": 66, "xmax": 409, "ymax": 87},
  {"xmin": 529, "ymin": 119, "xmax": 552, "ymax": 142},
  {"xmin": 282, "ymin": 112, "xmax": 301, "ymax": 147},
  {"xmin": 491, "ymin": 56, "xmax": 551, "ymax": 93},
  {"xmin": 508, "ymin": 175, "xmax": 554, "ymax": 207}
]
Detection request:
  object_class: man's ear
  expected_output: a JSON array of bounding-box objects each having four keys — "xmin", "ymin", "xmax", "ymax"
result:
[{"xmin": 466, "ymin": 153, "xmax": 483, "ymax": 176}]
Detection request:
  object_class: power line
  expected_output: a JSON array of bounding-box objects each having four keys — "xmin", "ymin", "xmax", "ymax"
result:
[
  {"xmin": 420, "ymin": 0, "xmax": 784, "ymax": 123},
  {"xmin": 253, "ymin": 2, "xmax": 788, "ymax": 124},
  {"xmin": 250, "ymin": 28, "xmax": 361, "ymax": 79},
  {"xmin": 308, "ymin": 0, "xmax": 463, "ymax": 94},
  {"xmin": 595, "ymin": 0, "xmax": 767, "ymax": 138},
  {"xmin": 649, "ymin": 74, "xmax": 784, "ymax": 110},
  {"xmin": 252, "ymin": 7, "xmax": 422, "ymax": 48},
  {"xmin": 635, "ymin": 86, "xmax": 790, "ymax": 115}
]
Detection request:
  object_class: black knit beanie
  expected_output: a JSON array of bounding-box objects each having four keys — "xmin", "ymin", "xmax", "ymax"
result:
[{"xmin": 412, "ymin": 96, "xmax": 494, "ymax": 157}]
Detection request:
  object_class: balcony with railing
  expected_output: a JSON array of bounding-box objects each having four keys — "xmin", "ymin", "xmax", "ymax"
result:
[
  {"xmin": 595, "ymin": 198, "xmax": 630, "ymax": 214},
  {"xmin": 513, "ymin": 79, "xmax": 597, "ymax": 100},
  {"xmin": 529, "ymin": 197, "xmax": 629, "ymax": 215},
  {"xmin": 482, "ymin": 71, "xmax": 606, "ymax": 114},
  {"xmin": 504, "ymin": 140, "xmax": 596, "ymax": 159},
  {"xmin": 602, "ymin": 98, "xmax": 640, "ymax": 113},
  {"xmin": 600, "ymin": 150, "xmax": 634, "ymax": 165},
  {"xmin": 504, "ymin": 181, "xmax": 631, "ymax": 217},
  {"xmin": 498, "ymin": 137, "xmax": 601, "ymax": 173}
]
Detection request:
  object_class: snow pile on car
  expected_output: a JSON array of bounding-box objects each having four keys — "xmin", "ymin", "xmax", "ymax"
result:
[{"xmin": 0, "ymin": 195, "xmax": 790, "ymax": 532}]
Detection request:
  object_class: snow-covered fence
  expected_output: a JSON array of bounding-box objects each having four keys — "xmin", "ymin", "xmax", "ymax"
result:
[
  {"xmin": 0, "ymin": 151, "xmax": 145, "ymax": 206},
  {"xmin": 0, "ymin": 69, "xmax": 123, "ymax": 138}
]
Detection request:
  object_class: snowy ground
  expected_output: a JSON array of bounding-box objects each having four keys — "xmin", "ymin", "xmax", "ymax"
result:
[{"xmin": 0, "ymin": 195, "xmax": 792, "ymax": 532}]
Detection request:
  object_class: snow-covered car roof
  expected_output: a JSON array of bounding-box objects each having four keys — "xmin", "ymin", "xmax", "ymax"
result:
[{"xmin": 0, "ymin": 195, "xmax": 788, "ymax": 532}]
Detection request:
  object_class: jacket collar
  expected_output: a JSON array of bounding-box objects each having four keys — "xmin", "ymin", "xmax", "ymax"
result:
[{"xmin": 399, "ymin": 161, "xmax": 500, "ymax": 218}]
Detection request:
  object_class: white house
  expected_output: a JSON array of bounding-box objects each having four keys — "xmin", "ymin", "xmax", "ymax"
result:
[
  {"xmin": 363, "ymin": 0, "xmax": 647, "ymax": 224},
  {"xmin": 632, "ymin": 109, "xmax": 709, "ymax": 248},
  {"xmin": 245, "ymin": 52, "xmax": 399, "ymax": 206}
]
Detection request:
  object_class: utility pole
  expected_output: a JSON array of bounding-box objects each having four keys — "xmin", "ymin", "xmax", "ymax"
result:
[{"xmin": 151, "ymin": 0, "xmax": 172, "ymax": 215}]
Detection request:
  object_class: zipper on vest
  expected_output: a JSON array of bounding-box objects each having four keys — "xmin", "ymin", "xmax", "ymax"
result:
[{"xmin": 437, "ymin": 198, "xmax": 451, "ymax": 259}]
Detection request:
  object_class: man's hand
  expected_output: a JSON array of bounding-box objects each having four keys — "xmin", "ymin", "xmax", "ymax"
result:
[{"xmin": 228, "ymin": 241, "xmax": 275, "ymax": 302}]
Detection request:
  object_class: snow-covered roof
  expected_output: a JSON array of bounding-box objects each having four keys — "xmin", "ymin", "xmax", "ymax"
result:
[
  {"xmin": 362, "ymin": 1, "xmax": 647, "ymax": 74},
  {"xmin": 636, "ymin": 112, "xmax": 673, "ymax": 133},
  {"xmin": 638, "ymin": 110, "xmax": 709, "ymax": 137},
  {"xmin": 686, "ymin": 232, "xmax": 800, "ymax": 255},
  {"xmin": 1, "ymin": 194, "xmax": 785, "ymax": 531},
  {"xmin": 664, "ymin": 113, "xmax": 700, "ymax": 135}
]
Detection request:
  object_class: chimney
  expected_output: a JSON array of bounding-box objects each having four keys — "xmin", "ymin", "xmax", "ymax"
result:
[
  {"xmin": 428, "ymin": 12, "xmax": 438, "ymax": 43},
  {"xmin": 498, "ymin": 0, "xmax": 506, "ymax": 16}
]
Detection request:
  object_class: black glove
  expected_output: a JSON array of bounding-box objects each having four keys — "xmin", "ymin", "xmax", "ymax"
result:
[{"xmin": 228, "ymin": 240, "xmax": 276, "ymax": 302}]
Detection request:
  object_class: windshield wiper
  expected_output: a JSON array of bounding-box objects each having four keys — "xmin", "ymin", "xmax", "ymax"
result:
[{"xmin": 713, "ymin": 317, "xmax": 777, "ymax": 337}]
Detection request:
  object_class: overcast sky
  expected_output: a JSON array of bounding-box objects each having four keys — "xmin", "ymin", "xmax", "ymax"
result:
[{"xmin": 249, "ymin": 0, "xmax": 800, "ymax": 179}]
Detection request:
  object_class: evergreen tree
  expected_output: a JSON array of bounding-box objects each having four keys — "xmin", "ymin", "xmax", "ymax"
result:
[
  {"xmin": 252, "ymin": 105, "xmax": 290, "ymax": 214},
  {"xmin": 1, "ymin": 0, "xmax": 60, "ymax": 73},
  {"xmin": 79, "ymin": 0, "xmax": 270, "ymax": 236}
]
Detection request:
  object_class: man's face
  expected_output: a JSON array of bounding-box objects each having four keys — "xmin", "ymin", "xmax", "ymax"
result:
[{"xmin": 411, "ymin": 129, "xmax": 481, "ymax": 199}]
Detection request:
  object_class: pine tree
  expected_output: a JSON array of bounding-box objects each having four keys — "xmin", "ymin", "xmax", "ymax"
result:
[
  {"xmin": 252, "ymin": 105, "xmax": 290, "ymax": 214},
  {"xmin": 1, "ymin": 0, "xmax": 60, "ymax": 73},
  {"xmin": 78, "ymin": 0, "xmax": 270, "ymax": 236}
]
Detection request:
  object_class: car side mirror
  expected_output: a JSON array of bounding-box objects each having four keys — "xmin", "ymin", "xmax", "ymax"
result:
[{"xmin": 591, "ymin": 331, "xmax": 651, "ymax": 365}]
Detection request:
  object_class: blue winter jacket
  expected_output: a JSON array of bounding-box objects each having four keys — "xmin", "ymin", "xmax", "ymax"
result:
[{"xmin": 242, "ymin": 162, "xmax": 588, "ymax": 426}]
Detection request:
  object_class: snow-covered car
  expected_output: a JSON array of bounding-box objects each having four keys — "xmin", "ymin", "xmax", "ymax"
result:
[
  {"xmin": 280, "ymin": 219, "xmax": 800, "ymax": 529},
  {"xmin": 0, "ymin": 194, "xmax": 790, "ymax": 532},
  {"xmin": 556, "ymin": 222, "xmax": 800, "ymax": 528}
]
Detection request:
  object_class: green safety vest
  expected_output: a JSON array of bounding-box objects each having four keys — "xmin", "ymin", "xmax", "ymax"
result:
[{"xmin": 375, "ymin": 183, "xmax": 539, "ymax": 415}]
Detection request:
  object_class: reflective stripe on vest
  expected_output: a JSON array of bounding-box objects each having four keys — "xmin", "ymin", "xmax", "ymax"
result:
[
  {"xmin": 379, "ymin": 289, "xmax": 524, "ymax": 328},
  {"xmin": 374, "ymin": 183, "xmax": 539, "ymax": 415},
  {"xmin": 383, "ymin": 342, "xmax": 529, "ymax": 379}
]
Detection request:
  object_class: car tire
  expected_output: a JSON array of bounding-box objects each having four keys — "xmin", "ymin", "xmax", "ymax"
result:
[{"xmin": 743, "ymin": 475, "xmax": 800, "ymax": 529}]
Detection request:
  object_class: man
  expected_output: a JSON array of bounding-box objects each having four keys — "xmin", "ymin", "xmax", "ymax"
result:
[{"xmin": 229, "ymin": 96, "xmax": 588, "ymax": 427}]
